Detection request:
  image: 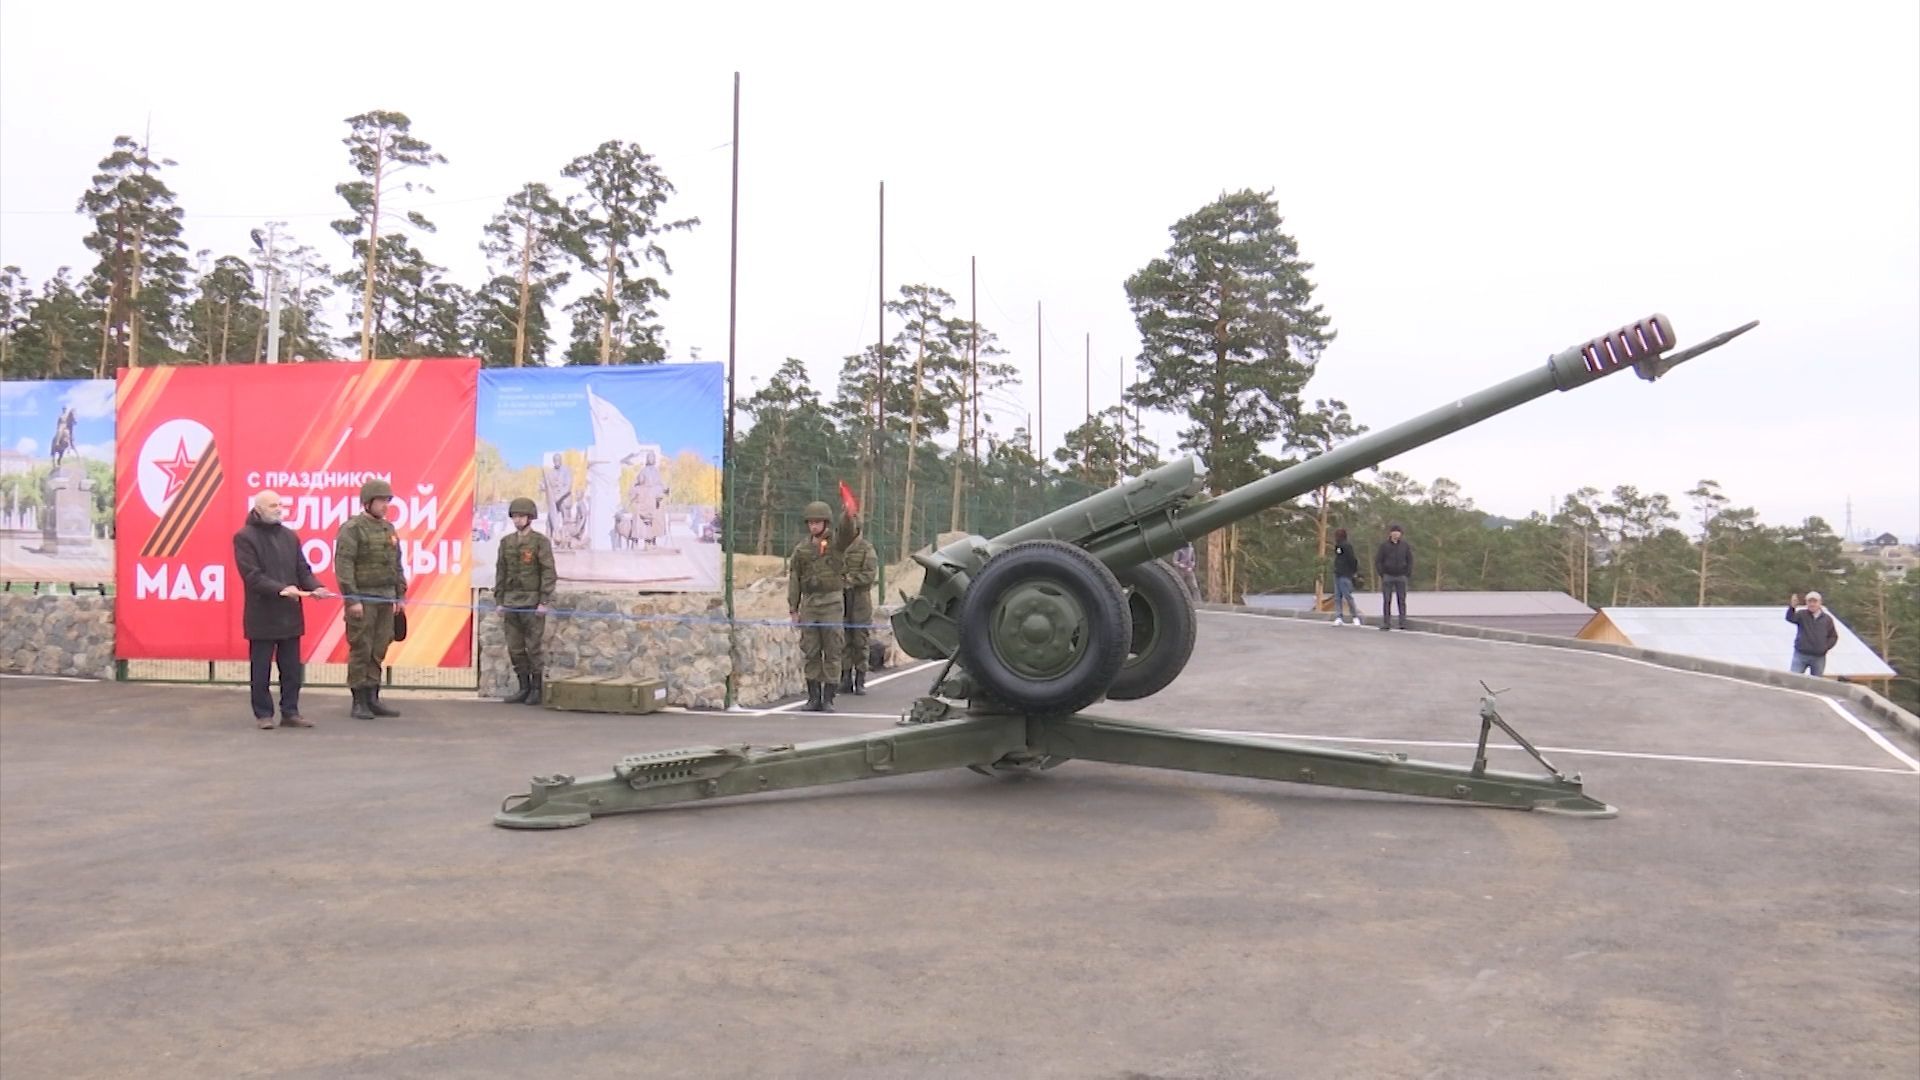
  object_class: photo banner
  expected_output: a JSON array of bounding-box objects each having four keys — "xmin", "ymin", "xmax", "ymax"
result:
[
  {"xmin": 475, "ymin": 363, "xmax": 723, "ymax": 592},
  {"xmin": 0, "ymin": 379, "xmax": 117, "ymax": 585},
  {"xmin": 114, "ymin": 360, "xmax": 477, "ymax": 665}
]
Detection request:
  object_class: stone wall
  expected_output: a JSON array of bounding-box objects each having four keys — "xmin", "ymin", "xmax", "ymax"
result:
[
  {"xmin": 475, "ymin": 590, "xmax": 893, "ymax": 709},
  {"xmin": 0, "ymin": 589, "xmax": 891, "ymax": 710},
  {"xmin": 0, "ymin": 593, "xmax": 116, "ymax": 679}
]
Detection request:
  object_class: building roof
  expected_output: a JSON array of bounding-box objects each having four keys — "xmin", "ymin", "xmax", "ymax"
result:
[{"xmin": 1581, "ymin": 606, "xmax": 1896, "ymax": 679}]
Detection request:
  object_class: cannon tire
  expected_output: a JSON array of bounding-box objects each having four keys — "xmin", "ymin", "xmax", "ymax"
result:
[
  {"xmin": 1105, "ymin": 559, "xmax": 1199, "ymax": 701},
  {"xmin": 958, "ymin": 540, "xmax": 1129, "ymax": 715}
]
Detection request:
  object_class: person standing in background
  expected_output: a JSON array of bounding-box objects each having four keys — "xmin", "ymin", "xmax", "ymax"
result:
[
  {"xmin": 1330, "ymin": 528, "xmax": 1362, "ymax": 626},
  {"xmin": 1374, "ymin": 523, "xmax": 1414, "ymax": 631},
  {"xmin": 789, "ymin": 500, "xmax": 849, "ymax": 713},
  {"xmin": 336, "ymin": 478, "xmax": 407, "ymax": 720},
  {"xmin": 232, "ymin": 490, "xmax": 331, "ymax": 730},
  {"xmin": 496, "ymin": 496, "xmax": 558, "ymax": 705},
  {"xmin": 839, "ymin": 513, "xmax": 878, "ymax": 697},
  {"xmin": 1785, "ymin": 591, "xmax": 1840, "ymax": 677}
]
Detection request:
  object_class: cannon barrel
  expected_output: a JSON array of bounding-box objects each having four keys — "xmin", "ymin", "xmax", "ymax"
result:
[
  {"xmin": 892, "ymin": 314, "xmax": 1758, "ymax": 709},
  {"xmin": 1053, "ymin": 314, "xmax": 1754, "ymax": 570}
]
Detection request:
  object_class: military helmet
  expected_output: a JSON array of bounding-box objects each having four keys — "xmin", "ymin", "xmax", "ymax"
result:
[
  {"xmin": 360, "ymin": 478, "xmax": 394, "ymax": 503},
  {"xmin": 803, "ymin": 500, "xmax": 832, "ymax": 522},
  {"xmin": 508, "ymin": 496, "xmax": 538, "ymax": 519}
]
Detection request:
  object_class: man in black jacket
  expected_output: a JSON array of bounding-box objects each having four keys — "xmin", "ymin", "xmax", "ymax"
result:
[
  {"xmin": 1785, "ymin": 591, "xmax": 1840, "ymax": 677},
  {"xmin": 1374, "ymin": 524, "xmax": 1414, "ymax": 631},
  {"xmin": 233, "ymin": 491, "xmax": 331, "ymax": 729}
]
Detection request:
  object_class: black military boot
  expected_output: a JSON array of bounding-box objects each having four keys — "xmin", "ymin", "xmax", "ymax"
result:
[
  {"xmin": 852, "ymin": 669, "xmax": 867, "ymax": 695},
  {"xmin": 801, "ymin": 679, "xmax": 822, "ymax": 712},
  {"xmin": 525, "ymin": 673, "xmax": 544, "ymax": 707},
  {"xmin": 350, "ymin": 687, "xmax": 375, "ymax": 720},
  {"xmin": 820, "ymin": 679, "xmax": 837, "ymax": 713},
  {"xmin": 839, "ymin": 669, "xmax": 855, "ymax": 695},
  {"xmin": 504, "ymin": 670, "xmax": 531, "ymax": 705},
  {"xmin": 367, "ymin": 685, "xmax": 401, "ymax": 718}
]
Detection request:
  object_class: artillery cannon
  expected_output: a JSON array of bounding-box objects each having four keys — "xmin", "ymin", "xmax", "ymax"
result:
[{"xmin": 495, "ymin": 313, "xmax": 1758, "ymax": 829}]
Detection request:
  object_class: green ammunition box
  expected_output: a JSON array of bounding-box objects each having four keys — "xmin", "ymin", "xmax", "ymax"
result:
[{"xmin": 543, "ymin": 675, "xmax": 669, "ymax": 715}]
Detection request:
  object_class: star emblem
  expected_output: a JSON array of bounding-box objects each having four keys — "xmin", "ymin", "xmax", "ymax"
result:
[{"xmin": 153, "ymin": 438, "xmax": 197, "ymax": 501}]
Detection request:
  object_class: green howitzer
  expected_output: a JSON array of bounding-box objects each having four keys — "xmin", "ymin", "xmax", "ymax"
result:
[{"xmin": 496, "ymin": 313, "xmax": 1758, "ymax": 829}]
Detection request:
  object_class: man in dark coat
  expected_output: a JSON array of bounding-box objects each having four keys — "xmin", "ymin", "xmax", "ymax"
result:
[
  {"xmin": 233, "ymin": 490, "xmax": 330, "ymax": 729},
  {"xmin": 1785, "ymin": 591, "xmax": 1841, "ymax": 677},
  {"xmin": 1374, "ymin": 523, "xmax": 1414, "ymax": 631}
]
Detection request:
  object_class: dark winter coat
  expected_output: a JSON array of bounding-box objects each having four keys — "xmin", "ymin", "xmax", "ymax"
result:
[
  {"xmin": 1374, "ymin": 537, "xmax": 1415, "ymax": 579},
  {"xmin": 1785, "ymin": 605, "xmax": 1840, "ymax": 657},
  {"xmin": 233, "ymin": 510, "xmax": 321, "ymax": 641},
  {"xmin": 1332, "ymin": 541, "xmax": 1360, "ymax": 580}
]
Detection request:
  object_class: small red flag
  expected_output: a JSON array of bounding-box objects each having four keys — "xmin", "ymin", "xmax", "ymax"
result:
[{"xmin": 838, "ymin": 480, "xmax": 859, "ymax": 516}]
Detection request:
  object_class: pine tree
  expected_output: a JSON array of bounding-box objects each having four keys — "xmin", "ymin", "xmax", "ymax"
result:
[
  {"xmin": 0, "ymin": 267, "xmax": 28, "ymax": 378},
  {"xmin": 331, "ymin": 110, "xmax": 446, "ymax": 360},
  {"xmin": 8, "ymin": 270, "xmax": 102, "ymax": 379},
  {"xmin": 558, "ymin": 141, "xmax": 697, "ymax": 365},
  {"xmin": 77, "ymin": 135, "xmax": 191, "ymax": 372},
  {"xmin": 735, "ymin": 358, "xmax": 843, "ymax": 554},
  {"xmin": 480, "ymin": 183, "xmax": 569, "ymax": 366},
  {"xmin": 185, "ymin": 255, "xmax": 262, "ymax": 364},
  {"xmin": 1125, "ymin": 189, "xmax": 1334, "ymax": 600},
  {"xmin": 1686, "ymin": 479, "xmax": 1732, "ymax": 605}
]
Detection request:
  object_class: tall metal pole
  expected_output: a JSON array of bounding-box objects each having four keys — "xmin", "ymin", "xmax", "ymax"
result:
[
  {"xmin": 970, "ymin": 255, "xmax": 979, "ymax": 526},
  {"xmin": 875, "ymin": 182, "xmax": 886, "ymax": 600},
  {"xmin": 263, "ymin": 223, "xmax": 283, "ymax": 364},
  {"xmin": 1084, "ymin": 332, "xmax": 1090, "ymax": 426},
  {"xmin": 1035, "ymin": 301, "xmax": 1043, "ymax": 457},
  {"xmin": 723, "ymin": 71, "xmax": 742, "ymax": 710}
]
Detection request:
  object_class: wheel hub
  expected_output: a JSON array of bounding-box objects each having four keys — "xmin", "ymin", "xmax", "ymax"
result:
[{"xmin": 990, "ymin": 581, "xmax": 1088, "ymax": 679}]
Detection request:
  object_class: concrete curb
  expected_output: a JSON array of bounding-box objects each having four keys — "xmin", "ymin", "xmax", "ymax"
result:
[{"xmin": 1209, "ymin": 603, "xmax": 1920, "ymax": 743}]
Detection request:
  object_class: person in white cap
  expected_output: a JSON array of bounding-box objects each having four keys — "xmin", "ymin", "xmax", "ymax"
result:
[{"xmin": 1785, "ymin": 591, "xmax": 1840, "ymax": 677}]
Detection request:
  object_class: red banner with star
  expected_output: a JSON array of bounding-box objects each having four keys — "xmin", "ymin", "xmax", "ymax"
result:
[{"xmin": 114, "ymin": 360, "xmax": 476, "ymax": 665}]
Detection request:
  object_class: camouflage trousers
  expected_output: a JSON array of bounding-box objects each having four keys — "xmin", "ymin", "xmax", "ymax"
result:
[
  {"xmin": 345, "ymin": 600, "xmax": 396, "ymax": 690},
  {"xmin": 798, "ymin": 593, "xmax": 844, "ymax": 682},
  {"xmin": 842, "ymin": 588, "xmax": 873, "ymax": 673},
  {"xmin": 503, "ymin": 610, "xmax": 547, "ymax": 675}
]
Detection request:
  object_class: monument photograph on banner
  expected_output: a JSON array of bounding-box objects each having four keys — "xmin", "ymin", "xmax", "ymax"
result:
[
  {"xmin": 475, "ymin": 364, "xmax": 723, "ymax": 592},
  {"xmin": 0, "ymin": 379, "xmax": 117, "ymax": 587}
]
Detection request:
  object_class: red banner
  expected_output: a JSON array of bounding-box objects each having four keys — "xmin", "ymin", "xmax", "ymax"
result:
[{"xmin": 114, "ymin": 360, "xmax": 477, "ymax": 665}]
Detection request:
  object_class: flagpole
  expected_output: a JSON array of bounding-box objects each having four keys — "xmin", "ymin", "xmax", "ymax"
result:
[{"xmin": 723, "ymin": 71, "xmax": 742, "ymax": 710}]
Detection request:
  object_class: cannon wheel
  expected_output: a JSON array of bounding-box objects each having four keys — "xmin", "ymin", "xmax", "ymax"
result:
[
  {"xmin": 958, "ymin": 540, "xmax": 1130, "ymax": 715},
  {"xmin": 1106, "ymin": 559, "xmax": 1198, "ymax": 701}
]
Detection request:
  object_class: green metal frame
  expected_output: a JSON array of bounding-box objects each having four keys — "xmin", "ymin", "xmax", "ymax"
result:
[{"xmin": 493, "ymin": 688, "xmax": 1614, "ymax": 829}]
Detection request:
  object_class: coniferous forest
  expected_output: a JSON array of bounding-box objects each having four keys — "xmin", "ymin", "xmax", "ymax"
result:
[{"xmin": 3, "ymin": 119, "xmax": 1912, "ymax": 706}]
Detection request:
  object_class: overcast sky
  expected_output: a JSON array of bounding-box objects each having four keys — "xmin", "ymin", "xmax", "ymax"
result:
[{"xmin": 3, "ymin": 0, "xmax": 1915, "ymax": 540}]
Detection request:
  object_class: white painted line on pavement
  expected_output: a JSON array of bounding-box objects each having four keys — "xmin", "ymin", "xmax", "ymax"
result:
[
  {"xmin": 754, "ymin": 660, "xmax": 939, "ymax": 715},
  {"xmin": 1194, "ymin": 728, "xmax": 1920, "ymax": 776},
  {"xmin": 1817, "ymin": 696, "xmax": 1920, "ymax": 772},
  {"xmin": 1203, "ymin": 610, "xmax": 1920, "ymax": 772},
  {"xmin": 682, "ymin": 709, "xmax": 905, "ymax": 722}
]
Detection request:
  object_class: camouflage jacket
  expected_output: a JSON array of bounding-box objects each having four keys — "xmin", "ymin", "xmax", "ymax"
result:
[
  {"xmin": 789, "ymin": 516, "xmax": 857, "ymax": 608},
  {"xmin": 840, "ymin": 534, "xmax": 878, "ymax": 590},
  {"xmin": 495, "ymin": 527, "xmax": 557, "ymax": 609},
  {"xmin": 335, "ymin": 512, "xmax": 405, "ymax": 598}
]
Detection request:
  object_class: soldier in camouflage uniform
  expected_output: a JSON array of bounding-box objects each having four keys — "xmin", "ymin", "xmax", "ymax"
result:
[
  {"xmin": 838, "ymin": 514, "xmax": 878, "ymax": 696},
  {"xmin": 788, "ymin": 500, "xmax": 851, "ymax": 713},
  {"xmin": 495, "ymin": 496, "xmax": 558, "ymax": 705},
  {"xmin": 335, "ymin": 478, "xmax": 407, "ymax": 720}
]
